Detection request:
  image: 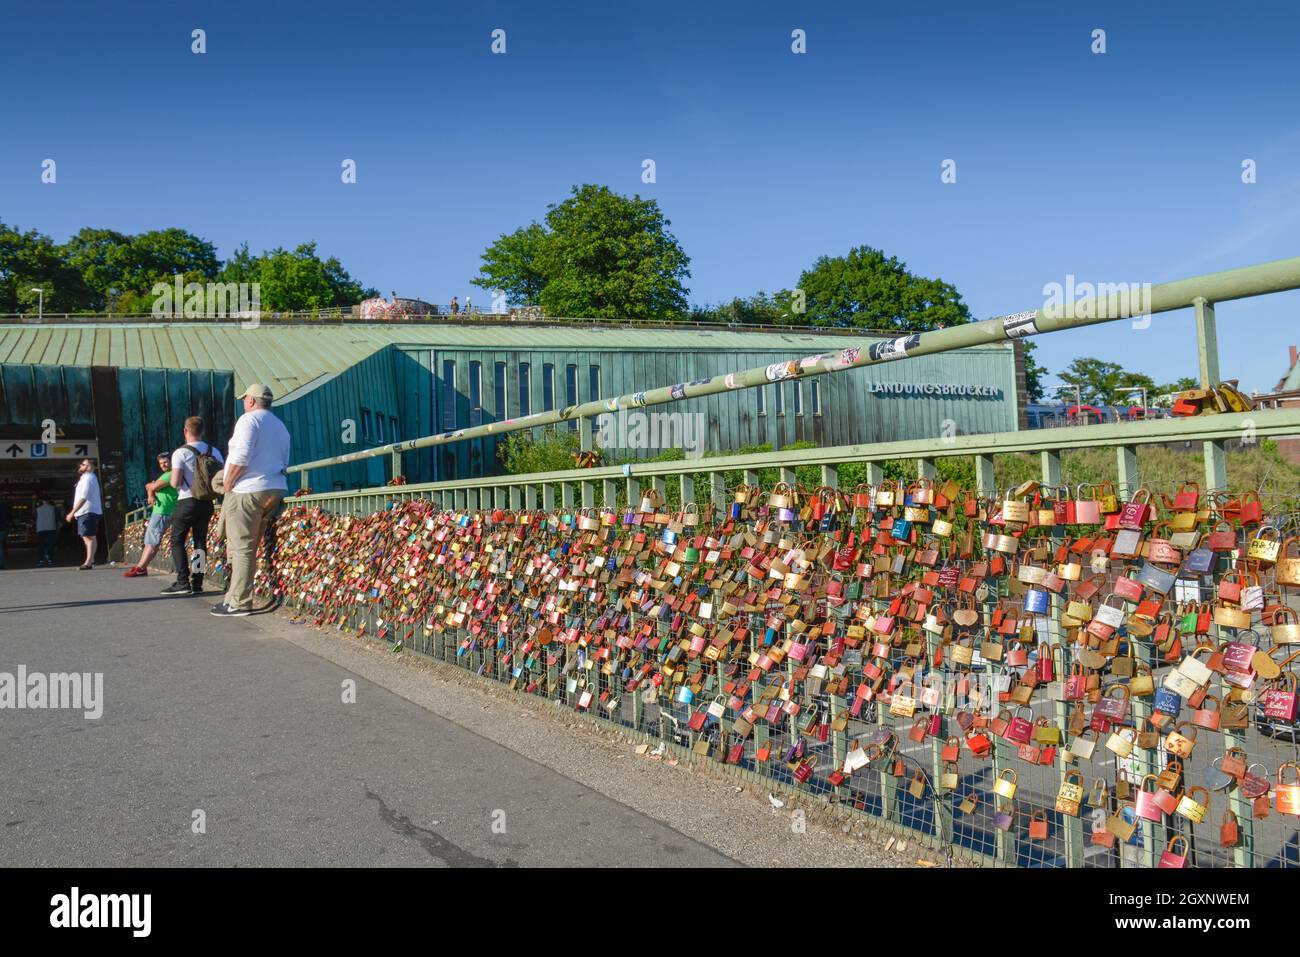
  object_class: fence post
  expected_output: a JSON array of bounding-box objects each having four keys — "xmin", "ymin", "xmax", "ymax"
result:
[
  {"xmin": 626, "ymin": 475, "xmax": 640, "ymax": 509},
  {"xmin": 820, "ymin": 463, "xmax": 838, "ymax": 490},
  {"xmin": 1042, "ymin": 449, "xmax": 1083, "ymax": 867},
  {"xmin": 542, "ymin": 483, "xmax": 556, "ymax": 510},
  {"xmin": 509, "ymin": 485, "xmax": 522, "ymax": 510},
  {"xmin": 710, "ymin": 471, "xmax": 727, "ymax": 514},
  {"xmin": 679, "ymin": 472, "xmax": 695, "ymax": 508},
  {"xmin": 603, "ymin": 477, "xmax": 620, "ymax": 511},
  {"xmin": 523, "ymin": 484, "xmax": 537, "ymax": 510},
  {"xmin": 974, "ymin": 455, "xmax": 995, "ymax": 495},
  {"xmin": 561, "ymin": 480, "xmax": 575, "ymax": 509},
  {"xmin": 1117, "ymin": 446, "xmax": 1139, "ymax": 499},
  {"xmin": 391, "ymin": 450, "xmax": 402, "ymax": 480}
]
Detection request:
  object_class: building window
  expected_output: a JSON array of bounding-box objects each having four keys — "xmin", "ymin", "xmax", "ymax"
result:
[
  {"xmin": 811, "ymin": 381, "xmax": 822, "ymax": 416},
  {"xmin": 774, "ymin": 382, "xmax": 785, "ymax": 416},
  {"xmin": 389, "ymin": 416, "xmax": 399, "ymax": 442},
  {"xmin": 565, "ymin": 364, "xmax": 578, "ymax": 430},
  {"xmin": 442, "ymin": 359, "xmax": 457, "ymax": 430},
  {"xmin": 494, "ymin": 362, "xmax": 507, "ymax": 420},
  {"xmin": 519, "ymin": 363, "xmax": 531, "ymax": 416},
  {"xmin": 793, "ymin": 381, "xmax": 803, "ymax": 416},
  {"xmin": 543, "ymin": 363, "xmax": 555, "ymax": 412},
  {"xmin": 361, "ymin": 408, "xmax": 374, "ymax": 443},
  {"xmin": 757, "ymin": 387, "xmax": 766, "ymax": 416},
  {"xmin": 588, "ymin": 365, "xmax": 601, "ymax": 402},
  {"xmin": 469, "ymin": 360, "xmax": 482, "ymax": 426}
]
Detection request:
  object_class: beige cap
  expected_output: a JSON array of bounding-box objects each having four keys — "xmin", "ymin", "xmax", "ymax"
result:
[{"xmin": 241, "ymin": 382, "xmax": 274, "ymax": 402}]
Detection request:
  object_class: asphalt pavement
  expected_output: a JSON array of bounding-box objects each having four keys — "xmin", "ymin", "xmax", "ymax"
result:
[{"xmin": 0, "ymin": 566, "xmax": 736, "ymax": 867}]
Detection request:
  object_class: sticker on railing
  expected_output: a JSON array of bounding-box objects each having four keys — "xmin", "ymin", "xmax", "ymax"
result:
[
  {"xmin": 1003, "ymin": 311, "xmax": 1040, "ymax": 338},
  {"xmin": 868, "ymin": 334, "xmax": 920, "ymax": 362}
]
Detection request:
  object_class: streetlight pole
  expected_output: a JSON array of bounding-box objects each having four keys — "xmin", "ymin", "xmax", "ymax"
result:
[
  {"xmin": 1119, "ymin": 386, "xmax": 1148, "ymax": 419},
  {"xmin": 30, "ymin": 287, "xmax": 44, "ymax": 320}
]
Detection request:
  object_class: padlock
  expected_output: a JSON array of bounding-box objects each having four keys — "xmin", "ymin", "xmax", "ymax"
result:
[
  {"xmin": 1157, "ymin": 835, "xmax": 1190, "ymax": 868},
  {"xmin": 1247, "ymin": 525, "xmax": 1282, "ymax": 563},
  {"xmin": 1055, "ymin": 770, "xmax": 1085, "ymax": 817}
]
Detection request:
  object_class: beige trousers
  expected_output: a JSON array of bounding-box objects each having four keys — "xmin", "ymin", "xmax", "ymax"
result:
[{"xmin": 224, "ymin": 490, "xmax": 285, "ymax": 610}]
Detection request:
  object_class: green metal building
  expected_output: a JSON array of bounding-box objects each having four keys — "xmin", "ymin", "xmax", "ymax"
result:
[{"xmin": 0, "ymin": 319, "xmax": 1021, "ymax": 499}]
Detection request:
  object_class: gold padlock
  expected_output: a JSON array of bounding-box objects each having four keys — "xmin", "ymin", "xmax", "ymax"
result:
[{"xmin": 993, "ymin": 768, "xmax": 1019, "ymax": 799}]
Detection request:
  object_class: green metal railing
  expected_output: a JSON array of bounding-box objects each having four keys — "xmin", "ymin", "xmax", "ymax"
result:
[
  {"xmin": 286, "ymin": 255, "xmax": 1300, "ymax": 488},
  {"xmin": 286, "ymin": 409, "xmax": 1300, "ymax": 519}
]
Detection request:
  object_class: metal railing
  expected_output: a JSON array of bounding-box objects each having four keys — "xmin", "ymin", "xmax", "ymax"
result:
[
  {"xmin": 122, "ymin": 405, "xmax": 1300, "ymax": 867},
  {"xmin": 284, "ymin": 255, "xmax": 1300, "ymax": 486}
]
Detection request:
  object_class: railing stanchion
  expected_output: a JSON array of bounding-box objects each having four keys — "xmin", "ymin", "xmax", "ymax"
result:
[
  {"xmin": 1117, "ymin": 446, "xmax": 1139, "ymax": 500},
  {"xmin": 974, "ymin": 455, "xmax": 994, "ymax": 496},
  {"xmin": 710, "ymin": 471, "xmax": 727, "ymax": 514},
  {"xmin": 603, "ymin": 477, "xmax": 619, "ymax": 511},
  {"xmin": 542, "ymin": 483, "xmax": 556, "ymax": 510},
  {"xmin": 509, "ymin": 485, "xmax": 521, "ymax": 510}
]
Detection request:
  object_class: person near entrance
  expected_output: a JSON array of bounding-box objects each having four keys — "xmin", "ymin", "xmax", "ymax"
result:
[
  {"xmin": 162, "ymin": 417, "xmax": 223, "ymax": 596},
  {"xmin": 66, "ymin": 458, "xmax": 102, "ymax": 570},
  {"xmin": 211, "ymin": 384, "xmax": 290, "ymax": 618},
  {"xmin": 125, "ymin": 452, "xmax": 178, "ymax": 577},
  {"xmin": 35, "ymin": 499, "xmax": 59, "ymax": 566}
]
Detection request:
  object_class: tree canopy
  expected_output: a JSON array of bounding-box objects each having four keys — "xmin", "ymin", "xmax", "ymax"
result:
[
  {"xmin": 794, "ymin": 246, "xmax": 972, "ymax": 330},
  {"xmin": 0, "ymin": 219, "xmax": 375, "ymax": 314},
  {"xmin": 472, "ymin": 184, "xmax": 691, "ymax": 321}
]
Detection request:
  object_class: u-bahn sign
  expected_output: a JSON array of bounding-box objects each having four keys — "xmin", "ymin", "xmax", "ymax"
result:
[{"xmin": 1, "ymin": 440, "xmax": 98, "ymax": 460}]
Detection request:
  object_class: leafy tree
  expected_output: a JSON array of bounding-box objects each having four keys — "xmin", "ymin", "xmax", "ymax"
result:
[
  {"xmin": 0, "ymin": 220, "xmax": 92, "ymax": 312},
  {"xmin": 217, "ymin": 242, "xmax": 376, "ymax": 310},
  {"xmin": 472, "ymin": 224, "xmax": 547, "ymax": 306},
  {"xmin": 472, "ymin": 184, "xmax": 691, "ymax": 320},
  {"xmin": 1057, "ymin": 357, "xmax": 1158, "ymax": 407},
  {"xmin": 497, "ymin": 427, "xmax": 583, "ymax": 474},
  {"xmin": 1022, "ymin": 340, "xmax": 1048, "ymax": 402},
  {"xmin": 795, "ymin": 245, "xmax": 972, "ymax": 329},
  {"xmin": 60, "ymin": 227, "xmax": 220, "ymax": 309},
  {"xmin": 689, "ymin": 290, "xmax": 805, "ymax": 326}
]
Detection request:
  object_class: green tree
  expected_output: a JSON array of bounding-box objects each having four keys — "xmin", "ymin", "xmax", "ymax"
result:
[
  {"xmin": 472, "ymin": 223, "xmax": 547, "ymax": 306},
  {"xmin": 795, "ymin": 245, "xmax": 972, "ymax": 329},
  {"xmin": 1022, "ymin": 340, "xmax": 1048, "ymax": 402},
  {"xmin": 59, "ymin": 227, "xmax": 220, "ymax": 309},
  {"xmin": 217, "ymin": 242, "xmax": 376, "ymax": 311},
  {"xmin": 472, "ymin": 184, "xmax": 691, "ymax": 320},
  {"xmin": 0, "ymin": 220, "xmax": 92, "ymax": 313},
  {"xmin": 1058, "ymin": 357, "xmax": 1157, "ymax": 406}
]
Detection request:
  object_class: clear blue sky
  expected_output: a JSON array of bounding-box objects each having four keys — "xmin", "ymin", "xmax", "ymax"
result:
[{"xmin": 2, "ymin": 1, "xmax": 1297, "ymax": 392}]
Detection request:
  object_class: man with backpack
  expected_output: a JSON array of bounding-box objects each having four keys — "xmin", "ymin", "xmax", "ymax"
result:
[{"xmin": 162, "ymin": 416, "xmax": 224, "ymax": 596}]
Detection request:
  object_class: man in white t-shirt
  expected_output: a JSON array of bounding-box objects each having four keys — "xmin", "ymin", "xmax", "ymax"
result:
[
  {"xmin": 161, "ymin": 416, "xmax": 224, "ymax": 596},
  {"xmin": 211, "ymin": 383, "xmax": 291, "ymax": 618},
  {"xmin": 65, "ymin": 459, "xmax": 102, "ymax": 570}
]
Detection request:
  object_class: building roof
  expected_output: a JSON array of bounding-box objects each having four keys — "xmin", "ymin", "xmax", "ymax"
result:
[{"xmin": 0, "ymin": 321, "xmax": 1011, "ymax": 400}]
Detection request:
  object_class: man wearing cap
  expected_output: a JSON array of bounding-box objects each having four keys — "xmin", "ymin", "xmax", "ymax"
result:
[{"xmin": 211, "ymin": 383, "xmax": 291, "ymax": 618}]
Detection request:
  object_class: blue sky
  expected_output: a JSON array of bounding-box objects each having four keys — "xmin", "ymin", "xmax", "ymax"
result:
[{"xmin": 2, "ymin": 1, "xmax": 1298, "ymax": 392}]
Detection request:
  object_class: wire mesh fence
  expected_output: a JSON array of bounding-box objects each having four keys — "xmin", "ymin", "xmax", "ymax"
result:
[{"xmin": 121, "ymin": 467, "xmax": 1300, "ymax": 868}]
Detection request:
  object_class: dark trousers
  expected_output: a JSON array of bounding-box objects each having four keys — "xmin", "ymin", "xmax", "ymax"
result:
[
  {"xmin": 170, "ymin": 498, "xmax": 213, "ymax": 586},
  {"xmin": 37, "ymin": 530, "xmax": 56, "ymax": 564}
]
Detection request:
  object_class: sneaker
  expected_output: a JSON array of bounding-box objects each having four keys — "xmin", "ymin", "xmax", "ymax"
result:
[
  {"xmin": 78, "ymin": 564, "xmax": 93, "ymax": 571},
  {"xmin": 160, "ymin": 582, "xmax": 192, "ymax": 595},
  {"xmin": 210, "ymin": 603, "xmax": 250, "ymax": 618},
  {"xmin": 123, "ymin": 566, "xmax": 148, "ymax": 578}
]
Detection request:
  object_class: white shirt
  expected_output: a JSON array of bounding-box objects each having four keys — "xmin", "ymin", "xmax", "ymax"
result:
[
  {"xmin": 74, "ymin": 473, "xmax": 102, "ymax": 516},
  {"xmin": 171, "ymin": 441, "xmax": 225, "ymax": 501},
  {"xmin": 36, "ymin": 503, "xmax": 58, "ymax": 532},
  {"xmin": 226, "ymin": 408, "xmax": 291, "ymax": 494}
]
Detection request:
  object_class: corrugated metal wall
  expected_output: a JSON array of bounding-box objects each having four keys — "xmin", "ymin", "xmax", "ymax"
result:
[
  {"xmin": 276, "ymin": 347, "xmax": 406, "ymax": 492},
  {"xmin": 116, "ymin": 368, "xmax": 236, "ymax": 510}
]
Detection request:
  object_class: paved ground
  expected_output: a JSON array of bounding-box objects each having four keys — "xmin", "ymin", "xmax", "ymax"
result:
[
  {"xmin": 0, "ymin": 567, "xmax": 905, "ymax": 868},
  {"xmin": 0, "ymin": 566, "xmax": 735, "ymax": 867}
]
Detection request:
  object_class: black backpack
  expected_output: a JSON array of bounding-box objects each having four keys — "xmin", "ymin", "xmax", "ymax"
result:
[{"xmin": 184, "ymin": 444, "xmax": 221, "ymax": 502}]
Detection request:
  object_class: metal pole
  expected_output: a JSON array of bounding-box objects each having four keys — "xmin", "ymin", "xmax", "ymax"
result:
[{"xmin": 287, "ymin": 257, "xmax": 1300, "ymax": 478}]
